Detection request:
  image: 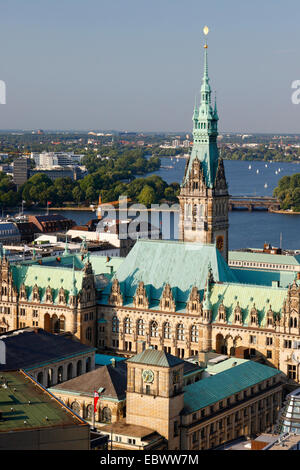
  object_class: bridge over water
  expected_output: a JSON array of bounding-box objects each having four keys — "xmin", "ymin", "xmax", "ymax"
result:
[{"xmin": 229, "ymin": 196, "xmax": 280, "ymax": 212}]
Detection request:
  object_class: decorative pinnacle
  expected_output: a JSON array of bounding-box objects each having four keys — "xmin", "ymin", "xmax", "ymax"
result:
[{"xmin": 203, "ymin": 25, "xmax": 209, "ymax": 48}]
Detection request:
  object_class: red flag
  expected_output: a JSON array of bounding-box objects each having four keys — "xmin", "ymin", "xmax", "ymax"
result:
[
  {"xmin": 47, "ymin": 201, "xmax": 52, "ymax": 205},
  {"xmin": 94, "ymin": 390, "xmax": 99, "ymax": 413}
]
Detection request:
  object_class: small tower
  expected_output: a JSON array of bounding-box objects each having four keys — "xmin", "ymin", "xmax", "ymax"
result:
[
  {"xmin": 126, "ymin": 349, "xmax": 184, "ymax": 450},
  {"xmin": 178, "ymin": 28, "xmax": 229, "ymax": 262}
]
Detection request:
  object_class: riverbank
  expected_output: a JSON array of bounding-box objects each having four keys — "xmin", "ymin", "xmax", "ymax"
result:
[{"xmin": 269, "ymin": 209, "xmax": 300, "ymax": 215}]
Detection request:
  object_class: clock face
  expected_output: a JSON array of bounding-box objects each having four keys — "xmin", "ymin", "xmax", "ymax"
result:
[{"xmin": 142, "ymin": 369, "xmax": 154, "ymax": 383}]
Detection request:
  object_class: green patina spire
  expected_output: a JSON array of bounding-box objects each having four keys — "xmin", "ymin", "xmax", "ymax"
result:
[
  {"xmin": 70, "ymin": 257, "xmax": 77, "ymax": 296},
  {"xmin": 64, "ymin": 235, "xmax": 70, "ymax": 256},
  {"xmin": 182, "ymin": 37, "xmax": 219, "ymax": 189},
  {"xmin": 203, "ymin": 264, "xmax": 213, "ymax": 311}
]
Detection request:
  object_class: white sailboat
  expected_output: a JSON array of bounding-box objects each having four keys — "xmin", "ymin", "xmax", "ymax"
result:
[
  {"xmin": 264, "ymin": 183, "xmax": 268, "ymax": 189},
  {"xmin": 248, "ymin": 165, "xmax": 252, "ymax": 170},
  {"xmin": 256, "ymin": 169, "xmax": 259, "ymax": 174}
]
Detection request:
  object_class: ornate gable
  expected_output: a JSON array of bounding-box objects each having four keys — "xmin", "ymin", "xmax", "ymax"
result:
[
  {"xmin": 160, "ymin": 283, "xmax": 176, "ymax": 312},
  {"xmin": 109, "ymin": 279, "xmax": 123, "ymax": 306},
  {"xmin": 186, "ymin": 286, "xmax": 202, "ymax": 315},
  {"xmin": 133, "ymin": 282, "xmax": 149, "ymax": 309}
]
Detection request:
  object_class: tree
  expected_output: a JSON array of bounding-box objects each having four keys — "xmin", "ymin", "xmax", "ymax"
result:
[{"xmin": 138, "ymin": 185, "xmax": 156, "ymax": 206}]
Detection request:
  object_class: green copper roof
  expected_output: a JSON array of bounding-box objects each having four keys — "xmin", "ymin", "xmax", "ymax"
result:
[
  {"xmin": 182, "ymin": 43, "xmax": 219, "ymax": 188},
  {"xmin": 210, "ymin": 282, "xmax": 287, "ymax": 326},
  {"xmin": 205, "ymin": 357, "xmax": 248, "ymax": 375},
  {"xmin": 184, "ymin": 361, "xmax": 281, "ymax": 413},
  {"xmin": 127, "ymin": 348, "xmax": 184, "ymax": 368},
  {"xmin": 232, "ymin": 268, "xmax": 295, "ymax": 288},
  {"xmin": 10, "ymin": 253, "xmax": 124, "ymax": 303},
  {"xmin": 101, "ymin": 240, "xmax": 238, "ymax": 305},
  {"xmin": 229, "ymin": 251, "xmax": 300, "ymax": 266}
]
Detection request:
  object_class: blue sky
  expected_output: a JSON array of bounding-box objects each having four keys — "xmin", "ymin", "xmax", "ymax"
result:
[{"xmin": 0, "ymin": 0, "xmax": 299, "ymax": 132}]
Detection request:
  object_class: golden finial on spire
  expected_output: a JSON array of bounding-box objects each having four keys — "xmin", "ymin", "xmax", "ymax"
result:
[{"xmin": 203, "ymin": 25, "xmax": 209, "ymax": 48}]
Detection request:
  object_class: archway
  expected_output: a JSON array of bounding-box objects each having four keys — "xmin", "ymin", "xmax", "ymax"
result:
[
  {"xmin": 44, "ymin": 313, "xmax": 51, "ymax": 332},
  {"xmin": 52, "ymin": 314, "xmax": 59, "ymax": 334},
  {"xmin": 67, "ymin": 363, "xmax": 73, "ymax": 380},
  {"xmin": 101, "ymin": 407, "xmax": 112, "ymax": 423},
  {"xmin": 77, "ymin": 360, "xmax": 82, "ymax": 376},
  {"xmin": 216, "ymin": 334, "xmax": 227, "ymax": 354},
  {"xmin": 37, "ymin": 371, "xmax": 44, "ymax": 385}
]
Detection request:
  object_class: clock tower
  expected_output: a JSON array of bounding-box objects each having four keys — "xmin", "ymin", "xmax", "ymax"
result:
[
  {"xmin": 178, "ymin": 34, "xmax": 229, "ymax": 262},
  {"xmin": 126, "ymin": 348, "xmax": 185, "ymax": 450}
]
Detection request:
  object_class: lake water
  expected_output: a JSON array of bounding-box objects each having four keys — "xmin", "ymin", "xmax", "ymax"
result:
[{"xmin": 21, "ymin": 158, "xmax": 300, "ymax": 251}]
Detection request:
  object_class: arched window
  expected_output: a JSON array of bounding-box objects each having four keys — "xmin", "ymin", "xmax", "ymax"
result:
[
  {"xmin": 124, "ymin": 317, "xmax": 132, "ymax": 334},
  {"xmin": 86, "ymin": 404, "xmax": 93, "ymax": 420},
  {"xmin": 37, "ymin": 371, "xmax": 44, "ymax": 384},
  {"xmin": 86, "ymin": 327, "xmax": 92, "ymax": 341},
  {"xmin": 294, "ymin": 317, "xmax": 298, "ymax": 328},
  {"xmin": 86, "ymin": 357, "xmax": 91, "ymax": 372},
  {"xmin": 176, "ymin": 324, "xmax": 185, "ymax": 341},
  {"xmin": 112, "ymin": 316, "xmax": 119, "ymax": 333},
  {"xmin": 150, "ymin": 321, "xmax": 158, "ymax": 337},
  {"xmin": 71, "ymin": 401, "xmax": 81, "ymax": 415},
  {"xmin": 163, "ymin": 322, "xmax": 171, "ymax": 339},
  {"xmin": 137, "ymin": 319, "xmax": 145, "ymax": 336},
  {"xmin": 59, "ymin": 315, "xmax": 65, "ymax": 332},
  {"xmin": 77, "ymin": 360, "xmax": 82, "ymax": 376},
  {"xmin": 101, "ymin": 407, "xmax": 112, "ymax": 423},
  {"xmin": 67, "ymin": 363, "xmax": 73, "ymax": 380},
  {"xmin": 57, "ymin": 366, "xmax": 63, "ymax": 384},
  {"xmin": 191, "ymin": 325, "xmax": 198, "ymax": 343}
]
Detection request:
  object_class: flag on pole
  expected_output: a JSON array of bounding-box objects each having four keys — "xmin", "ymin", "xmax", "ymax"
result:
[
  {"xmin": 47, "ymin": 201, "xmax": 52, "ymax": 205},
  {"xmin": 94, "ymin": 390, "xmax": 99, "ymax": 413}
]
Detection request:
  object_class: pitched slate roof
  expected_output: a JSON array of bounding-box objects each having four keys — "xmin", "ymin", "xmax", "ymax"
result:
[
  {"xmin": 0, "ymin": 327, "xmax": 95, "ymax": 371},
  {"xmin": 183, "ymin": 360, "xmax": 281, "ymax": 413},
  {"xmin": 127, "ymin": 349, "xmax": 184, "ymax": 368},
  {"xmin": 101, "ymin": 239, "xmax": 238, "ymax": 306},
  {"xmin": 51, "ymin": 361, "xmax": 127, "ymax": 400}
]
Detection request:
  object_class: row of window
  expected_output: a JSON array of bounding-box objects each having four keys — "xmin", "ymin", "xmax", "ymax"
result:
[{"xmin": 112, "ymin": 317, "xmax": 199, "ymax": 342}]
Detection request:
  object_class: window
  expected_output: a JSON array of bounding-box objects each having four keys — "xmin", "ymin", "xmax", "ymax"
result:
[
  {"xmin": 20, "ymin": 308, "xmax": 26, "ymax": 316},
  {"xmin": 191, "ymin": 325, "xmax": 199, "ymax": 343},
  {"xmin": 176, "ymin": 323, "xmax": 185, "ymax": 341},
  {"xmin": 174, "ymin": 421, "xmax": 179, "ymax": 437},
  {"xmin": 86, "ymin": 327, "xmax": 92, "ymax": 341},
  {"xmin": 112, "ymin": 316, "xmax": 119, "ymax": 333},
  {"xmin": 267, "ymin": 350, "xmax": 272, "ymax": 359},
  {"xmin": 150, "ymin": 321, "xmax": 158, "ymax": 337},
  {"xmin": 32, "ymin": 309, "xmax": 38, "ymax": 318},
  {"xmin": 145, "ymin": 385, "xmax": 150, "ymax": 395},
  {"xmin": 137, "ymin": 319, "xmax": 144, "ymax": 336},
  {"xmin": 288, "ymin": 364, "xmax": 297, "ymax": 380},
  {"xmin": 284, "ymin": 340, "xmax": 292, "ymax": 349},
  {"xmin": 124, "ymin": 317, "xmax": 132, "ymax": 334},
  {"xmin": 192, "ymin": 413, "xmax": 197, "ymax": 421},
  {"xmin": 250, "ymin": 335, "xmax": 256, "ymax": 344},
  {"xmin": 266, "ymin": 337, "xmax": 273, "ymax": 346},
  {"xmin": 163, "ymin": 322, "xmax": 171, "ymax": 339},
  {"xmin": 128, "ymin": 438, "xmax": 136, "ymax": 445}
]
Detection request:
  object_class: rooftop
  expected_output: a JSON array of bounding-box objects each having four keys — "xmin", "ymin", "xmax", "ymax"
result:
[
  {"xmin": 183, "ymin": 360, "xmax": 281, "ymax": 413},
  {"xmin": 50, "ymin": 361, "xmax": 127, "ymax": 400},
  {"xmin": 0, "ymin": 327, "xmax": 95, "ymax": 371},
  {"xmin": 0, "ymin": 370, "xmax": 87, "ymax": 433},
  {"xmin": 127, "ymin": 348, "xmax": 184, "ymax": 368}
]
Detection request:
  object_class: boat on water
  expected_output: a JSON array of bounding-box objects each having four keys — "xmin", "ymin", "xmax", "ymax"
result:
[
  {"xmin": 264, "ymin": 183, "xmax": 268, "ymax": 188},
  {"xmin": 275, "ymin": 171, "xmax": 278, "ymax": 175},
  {"xmin": 265, "ymin": 164, "xmax": 268, "ymax": 168},
  {"xmin": 256, "ymin": 169, "xmax": 259, "ymax": 174},
  {"xmin": 161, "ymin": 165, "xmax": 174, "ymax": 169},
  {"xmin": 248, "ymin": 165, "xmax": 252, "ymax": 170}
]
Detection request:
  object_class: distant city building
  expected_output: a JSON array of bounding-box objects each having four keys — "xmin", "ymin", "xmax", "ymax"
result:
[
  {"xmin": 0, "ymin": 222, "xmax": 21, "ymax": 244},
  {"xmin": 13, "ymin": 157, "xmax": 31, "ymax": 187},
  {"xmin": 33, "ymin": 151, "xmax": 84, "ymax": 168}
]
